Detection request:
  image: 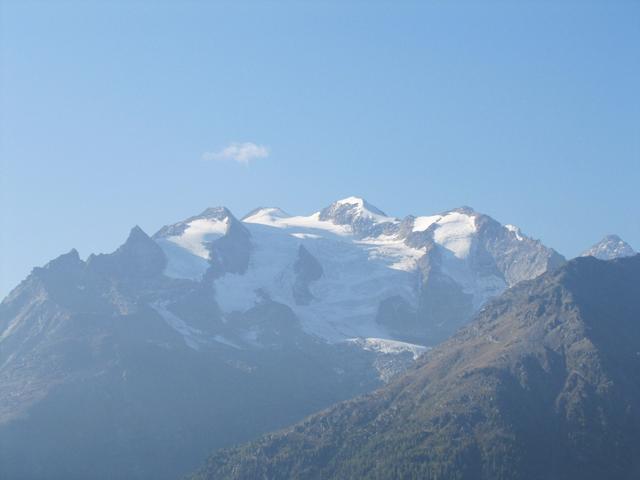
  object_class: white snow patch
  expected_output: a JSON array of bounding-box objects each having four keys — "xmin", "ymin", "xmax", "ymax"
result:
[
  {"xmin": 346, "ymin": 337, "xmax": 429, "ymax": 360},
  {"xmin": 164, "ymin": 218, "xmax": 228, "ymax": 259},
  {"xmin": 335, "ymin": 196, "xmax": 367, "ymax": 206},
  {"xmin": 421, "ymin": 212, "xmax": 509, "ymax": 309},
  {"xmin": 505, "ymin": 224, "xmax": 524, "ymax": 241},
  {"xmin": 213, "ymin": 335, "xmax": 242, "ymax": 349},
  {"xmin": 412, "ymin": 215, "xmax": 441, "ymax": 232},
  {"xmin": 245, "ymin": 211, "xmax": 352, "ymax": 236},
  {"xmin": 151, "ymin": 302, "xmax": 203, "ymax": 350},
  {"xmin": 213, "ymin": 216, "xmax": 426, "ymax": 342},
  {"xmin": 290, "ymin": 233, "xmax": 322, "ymax": 239},
  {"xmin": 433, "ymin": 212, "xmax": 477, "ymax": 259},
  {"xmin": 359, "ymin": 235, "xmax": 425, "ymax": 272},
  {"xmin": 156, "ymin": 217, "xmax": 229, "ymax": 280},
  {"xmin": 156, "ymin": 238, "xmax": 210, "ymax": 280},
  {"xmin": 243, "ymin": 207, "xmax": 290, "ymax": 224}
]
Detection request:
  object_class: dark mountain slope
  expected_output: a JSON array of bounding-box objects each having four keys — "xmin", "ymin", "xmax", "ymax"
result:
[
  {"xmin": 0, "ymin": 228, "xmax": 384, "ymax": 480},
  {"xmin": 191, "ymin": 254, "xmax": 640, "ymax": 480}
]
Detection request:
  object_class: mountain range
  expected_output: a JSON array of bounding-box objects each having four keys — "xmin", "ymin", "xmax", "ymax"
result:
[
  {"xmin": 152, "ymin": 197, "xmax": 565, "ymax": 345},
  {"xmin": 0, "ymin": 197, "xmax": 635, "ymax": 479}
]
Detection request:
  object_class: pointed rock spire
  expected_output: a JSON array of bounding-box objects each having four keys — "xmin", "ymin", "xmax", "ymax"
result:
[{"xmin": 581, "ymin": 235, "xmax": 636, "ymax": 260}]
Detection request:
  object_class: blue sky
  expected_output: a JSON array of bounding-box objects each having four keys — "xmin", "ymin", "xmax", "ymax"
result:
[{"xmin": 1, "ymin": 1, "xmax": 639, "ymax": 298}]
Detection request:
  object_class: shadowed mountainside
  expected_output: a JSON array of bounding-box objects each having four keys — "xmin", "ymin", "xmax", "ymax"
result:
[{"xmin": 190, "ymin": 254, "xmax": 640, "ymax": 480}]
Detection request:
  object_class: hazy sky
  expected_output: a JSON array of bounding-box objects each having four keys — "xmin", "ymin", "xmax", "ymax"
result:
[{"xmin": 1, "ymin": 1, "xmax": 639, "ymax": 298}]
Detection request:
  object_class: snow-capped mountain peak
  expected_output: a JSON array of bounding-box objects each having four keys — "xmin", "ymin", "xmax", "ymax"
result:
[
  {"xmin": 154, "ymin": 206, "xmax": 235, "ymax": 240},
  {"xmin": 333, "ymin": 196, "xmax": 387, "ymax": 216},
  {"xmin": 318, "ymin": 196, "xmax": 399, "ymax": 238},
  {"xmin": 434, "ymin": 211, "xmax": 477, "ymax": 259},
  {"xmin": 242, "ymin": 207, "xmax": 291, "ymax": 223},
  {"xmin": 156, "ymin": 216, "xmax": 229, "ymax": 260},
  {"xmin": 152, "ymin": 206, "xmax": 249, "ymax": 279},
  {"xmin": 320, "ymin": 196, "xmax": 394, "ymax": 224},
  {"xmin": 409, "ymin": 209, "xmax": 478, "ymax": 259},
  {"xmin": 581, "ymin": 234, "xmax": 636, "ymax": 260},
  {"xmin": 197, "ymin": 206, "xmax": 234, "ymax": 221}
]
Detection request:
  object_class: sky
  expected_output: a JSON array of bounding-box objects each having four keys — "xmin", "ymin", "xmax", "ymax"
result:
[{"xmin": 1, "ymin": 0, "xmax": 639, "ymax": 298}]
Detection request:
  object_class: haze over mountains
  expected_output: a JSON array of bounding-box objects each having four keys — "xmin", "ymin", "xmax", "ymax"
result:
[
  {"xmin": 0, "ymin": 197, "xmax": 636, "ymax": 480},
  {"xmin": 192, "ymin": 254, "xmax": 640, "ymax": 480}
]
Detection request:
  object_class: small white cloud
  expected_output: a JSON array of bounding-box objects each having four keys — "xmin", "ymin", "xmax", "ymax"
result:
[{"xmin": 203, "ymin": 142, "xmax": 269, "ymax": 165}]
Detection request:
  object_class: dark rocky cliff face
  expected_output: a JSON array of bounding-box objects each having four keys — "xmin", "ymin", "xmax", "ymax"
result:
[{"xmin": 292, "ymin": 245, "xmax": 324, "ymax": 305}]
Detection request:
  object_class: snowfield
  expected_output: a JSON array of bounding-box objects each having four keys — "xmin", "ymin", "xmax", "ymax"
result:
[{"xmin": 154, "ymin": 197, "xmax": 558, "ymax": 344}]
